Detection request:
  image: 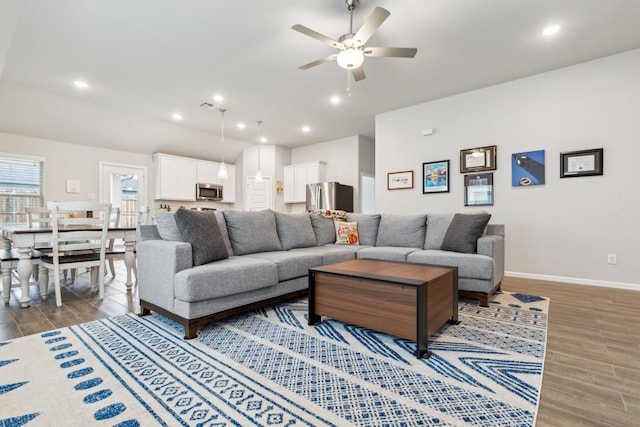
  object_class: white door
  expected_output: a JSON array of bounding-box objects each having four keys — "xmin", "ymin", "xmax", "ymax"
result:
[
  {"xmin": 99, "ymin": 162, "xmax": 147, "ymax": 227},
  {"xmin": 245, "ymin": 176, "xmax": 272, "ymax": 211}
]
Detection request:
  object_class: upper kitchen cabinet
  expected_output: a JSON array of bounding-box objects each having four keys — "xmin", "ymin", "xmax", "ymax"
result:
[
  {"xmin": 283, "ymin": 161, "xmax": 326, "ymax": 203},
  {"xmin": 154, "ymin": 153, "xmax": 196, "ymax": 201},
  {"xmin": 196, "ymin": 160, "xmax": 236, "ymax": 203}
]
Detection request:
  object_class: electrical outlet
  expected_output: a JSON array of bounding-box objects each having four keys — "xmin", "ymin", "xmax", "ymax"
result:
[{"xmin": 607, "ymin": 254, "xmax": 617, "ymax": 265}]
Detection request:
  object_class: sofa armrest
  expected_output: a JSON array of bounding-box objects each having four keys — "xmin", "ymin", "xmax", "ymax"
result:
[
  {"xmin": 477, "ymin": 233, "xmax": 504, "ymax": 286},
  {"xmin": 137, "ymin": 240, "xmax": 193, "ymax": 312}
]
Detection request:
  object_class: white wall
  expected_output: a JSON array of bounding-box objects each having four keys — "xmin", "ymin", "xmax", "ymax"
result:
[
  {"xmin": 376, "ymin": 49, "xmax": 640, "ymax": 289},
  {"xmin": 0, "ymin": 131, "xmax": 153, "ymax": 206},
  {"xmin": 291, "ymin": 135, "xmax": 374, "ymax": 212}
]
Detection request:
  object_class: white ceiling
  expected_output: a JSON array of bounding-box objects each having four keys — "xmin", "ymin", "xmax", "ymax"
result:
[{"xmin": 1, "ymin": 0, "xmax": 640, "ymax": 163}]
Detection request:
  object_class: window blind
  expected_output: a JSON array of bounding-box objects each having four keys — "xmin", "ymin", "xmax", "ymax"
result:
[{"xmin": 0, "ymin": 156, "xmax": 45, "ymax": 223}]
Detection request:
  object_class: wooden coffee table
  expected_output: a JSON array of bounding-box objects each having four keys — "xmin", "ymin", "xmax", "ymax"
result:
[{"xmin": 308, "ymin": 259, "xmax": 458, "ymax": 359}]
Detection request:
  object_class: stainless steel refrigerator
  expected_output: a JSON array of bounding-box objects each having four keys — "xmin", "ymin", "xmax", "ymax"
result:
[{"xmin": 306, "ymin": 182, "xmax": 354, "ymax": 212}]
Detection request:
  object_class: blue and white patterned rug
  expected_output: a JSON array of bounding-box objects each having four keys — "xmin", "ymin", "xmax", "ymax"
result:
[{"xmin": 1, "ymin": 292, "xmax": 548, "ymax": 426}]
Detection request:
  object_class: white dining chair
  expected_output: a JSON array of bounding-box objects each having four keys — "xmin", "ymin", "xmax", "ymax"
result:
[{"xmin": 39, "ymin": 201, "xmax": 111, "ymax": 306}]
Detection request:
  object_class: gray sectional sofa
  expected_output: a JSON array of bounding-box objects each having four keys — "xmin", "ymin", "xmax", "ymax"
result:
[{"xmin": 136, "ymin": 209, "xmax": 504, "ymax": 339}]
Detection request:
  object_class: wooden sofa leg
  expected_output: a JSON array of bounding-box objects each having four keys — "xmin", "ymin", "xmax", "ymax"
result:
[
  {"xmin": 184, "ymin": 323, "xmax": 198, "ymax": 340},
  {"xmin": 138, "ymin": 307, "xmax": 151, "ymax": 317},
  {"xmin": 479, "ymin": 295, "xmax": 489, "ymax": 307}
]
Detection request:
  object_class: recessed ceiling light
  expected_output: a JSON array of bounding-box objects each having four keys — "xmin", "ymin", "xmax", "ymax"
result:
[
  {"xmin": 302, "ymin": 126, "xmax": 310, "ymax": 133},
  {"xmin": 542, "ymin": 24, "xmax": 561, "ymax": 36},
  {"xmin": 237, "ymin": 122, "xmax": 246, "ymax": 129},
  {"xmin": 213, "ymin": 94, "xmax": 224, "ymax": 103},
  {"xmin": 73, "ymin": 80, "xmax": 89, "ymax": 89},
  {"xmin": 260, "ymin": 137, "xmax": 268, "ymax": 143},
  {"xmin": 172, "ymin": 113, "xmax": 182, "ymax": 121},
  {"xmin": 330, "ymin": 96, "xmax": 341, "ymax": 104}
]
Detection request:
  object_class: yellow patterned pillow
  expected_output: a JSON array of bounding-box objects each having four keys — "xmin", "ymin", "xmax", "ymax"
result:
[{"xmin": 334, "ymin": 221, "xmax": 359, "ymax": 245}]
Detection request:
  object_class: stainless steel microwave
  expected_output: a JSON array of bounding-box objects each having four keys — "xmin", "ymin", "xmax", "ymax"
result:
[{"xmin": 196, "ymin": 183, "xmax": 223, "ymax": 201}]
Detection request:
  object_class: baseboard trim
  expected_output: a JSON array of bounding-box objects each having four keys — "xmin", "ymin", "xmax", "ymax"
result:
[{"xmin": 504, "ymin": 271, "xmax": 640, "ymax": 291}]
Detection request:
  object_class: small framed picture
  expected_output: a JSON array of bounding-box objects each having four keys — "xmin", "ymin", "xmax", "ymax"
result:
[
  {"xmin": 423, "ymin": 160, "xmax": 450, "ymax": 193},
  {"xmin": 460, "ymin": 145, "xmax": 497, "ymax": 173},
  {"xmin": 387, "ymin": 170, "xmax": 414, "ymax": 190},
  {"xmin": 560, "ymin": 148, "xmax": 603, "ymax": 178},
  {"xmin": 464, "ymin": 173, "xmax": 493, "ymax": 206},
  {"xmin": 512, "ymin": 149, "xmax": 545, "ymax": 186}
]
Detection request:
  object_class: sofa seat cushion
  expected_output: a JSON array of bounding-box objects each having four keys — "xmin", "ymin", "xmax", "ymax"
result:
[
  {"xmin": 289, "ymin": 245, "xmax": 358, "ymax": 265},
  {"xmin": 407, "ymin": 250, "xmax": 494, "ymax": 280},
  {"xmin": 247, "ymin": 251, "xmax": 322, "ymax": 281},
  {"xmin": 356, "ymin": 246, "xmax": 421, "ymax": 262},
  {"xmin": 174, "ymin": 256, "xmax": 278, "ymax": 302},
  {"xmin": 375, "ymin": 214, "xmax": 427, "ymax": 248}
]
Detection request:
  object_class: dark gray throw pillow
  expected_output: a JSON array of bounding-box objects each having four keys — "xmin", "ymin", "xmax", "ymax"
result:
[
  {"xmin": 440, "ymin": 213, "xmax": 491, "ymax": 254},
  {"xmin": 174, "ymin": 208, "xmax": 229, "ymax": 266}
]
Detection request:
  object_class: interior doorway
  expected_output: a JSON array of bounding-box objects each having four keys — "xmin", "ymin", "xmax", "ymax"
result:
[
  {"xmin": 99, "ymin": 162, "xmax": 147, "ymax": 226},
  {"xmin": 361, "ymin": 173, "xmax": 375, "ymax": 214}
]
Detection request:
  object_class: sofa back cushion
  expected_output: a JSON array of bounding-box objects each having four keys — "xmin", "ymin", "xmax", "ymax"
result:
[
  {"xmin": 376, "ymin": 214, "xmax": 427, "ymax": 248},
  {"xmin": 275, "ymin": 212, "xmax": 317, "ymax": 250},
  {"xmin": 214, "ymin": 211, "xmax": 234, "ymax": 256},
  {"xmin": 441, "ymin": 213, "xmax": 492, "ymax": 254},
  {"xmin": 223, "ymin": 209, "xmax": 283, "ymax": 255},
  {"xmin": 173, "ymin": 209, "xmax": 229, "ymax": 266},
  {"xmin": 155, "ymin": 210, "xmax": 181, "ymax": 241},
  {"xmin": 346, "ymin": 213, "xmax": 381, "ymax": 246},
  {"xmin": 424, "ymin": 213, "xmax": 455, "ymax": 249},
  {"xmin": 310, "ymin": 214, "xmax": 337, "ymax": 245}
]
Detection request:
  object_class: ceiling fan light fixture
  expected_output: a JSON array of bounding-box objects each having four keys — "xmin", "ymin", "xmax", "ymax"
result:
[{"xmin": 337, "ymin": 48, "xmax": 364, "ymax": 69}]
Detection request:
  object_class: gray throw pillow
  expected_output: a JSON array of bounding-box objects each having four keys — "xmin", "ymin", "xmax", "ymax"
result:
[
  {"xmin": 375, "ymin": 214, "xmax": 427, "ymax": 248},
  {"xmin": 155, "ymin": 211, "xmax": 180, "ymax": 241},
  {"xmin": 223, "ymin": 209, "xmax": 283, "ymax": 255},
  {"xmin": 173, "ymin": 209, "xmax": 229, "ymax": 266},
  {"xmin": 346, "ymin": 213, "xmax": 381, "ymax": 246},
  {"xmin": 440, "ymin": 213, "xmax": 492, "ymax": 254},
  {"xmin": 275, "ymin": 212, "xmax": 317, "ymax": 250},
  {"xmin": 310, "ymin": 214, "xmax": 336, "ymax": 245}
]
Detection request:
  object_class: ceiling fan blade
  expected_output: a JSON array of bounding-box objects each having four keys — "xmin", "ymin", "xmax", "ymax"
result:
[
  {"xmin": 298, "ymin": 54, "xmax": 337, "ymax": 70},
  {"xmin": 364, "ymin": 46, "xmax": 418, "ymax": 58},
  {"xmin": 353, "ymin": 7, "xmax": 390, "ymax": 45},
  {"xmin": 352, "ymin": 66, "xmax": 366, "ymax": 82},
  {"xmin": 292, "ymin": 24, "xmax": 342, "ymax": 49}
]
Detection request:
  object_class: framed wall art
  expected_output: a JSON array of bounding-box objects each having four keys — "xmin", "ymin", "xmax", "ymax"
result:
[
  {"xmin": 460, "ymin": 145, "xmax": 497, "ymax": 173},
  {"xmin": 464, "ymin": 173, "xmax": 493, "ymax": 206},
  {"xmin": 387, "ymin": 170, "xmax": 414, "ymax": 190},
  {"xmin": 422, "ymin": 160, "xmax": 449, "ymax": 193},
  {"xmin": 512, "ymin": 149, "xmax": 545, "ymax": 186},
  {"xmin": 560, "ymin": 148, "xmax": 603, "ymax": 178}
]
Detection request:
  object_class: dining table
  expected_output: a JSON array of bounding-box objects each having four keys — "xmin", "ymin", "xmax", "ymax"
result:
[{"xmin": 1, "ymin": 223, "xmax": 137, "ymax": 308}]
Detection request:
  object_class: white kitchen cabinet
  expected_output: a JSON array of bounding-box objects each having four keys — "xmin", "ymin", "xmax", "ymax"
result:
[
  {"xmin": 220, "ymin": 164, "xmax": 236, "ymax": 203},
  {"xmin": 153, "ymin": 153, "xmax": 196, "ymax": 201},
  {"xmin": 155, "ymin": 153, "xmax": 236, "ymax": 202},
  {"xmin": 283, "ymin": 161, "xmax": 326, "ymax": 203},
  {"xmin": 196, "ymin": 161, "xmax": 218, "ymax": 184}
]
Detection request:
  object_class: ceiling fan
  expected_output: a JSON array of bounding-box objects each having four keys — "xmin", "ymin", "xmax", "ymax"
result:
[{"xmin": 292, "ymin": 0, "xmax": 417, "ymax": 83}]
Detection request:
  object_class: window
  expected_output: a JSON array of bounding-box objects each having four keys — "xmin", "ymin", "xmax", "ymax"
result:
[{"xmin": 0, "ymin": 155, "xmax": 45, "ymax": 223}]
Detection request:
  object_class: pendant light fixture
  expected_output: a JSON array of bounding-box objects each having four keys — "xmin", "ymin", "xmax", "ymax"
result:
[
  {"xmin": 217, "ymin": 108, "xmax": 228, "ymax": 180},
  {"xmin": 255, "ymin": 120, "xmax": 264, "ymax": 183}
]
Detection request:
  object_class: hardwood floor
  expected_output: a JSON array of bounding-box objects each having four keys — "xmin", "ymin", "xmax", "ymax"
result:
[
  {"xmin": 1, "ymin": 268, "xmax": 638, "ymax": 425},
  {"xmin": 503, "ymin": 277, "xmax": 640, "ymax": 426},
  {"xmin": 0, "ymin": 260, "xmax": 138, "ymax": 340}
]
